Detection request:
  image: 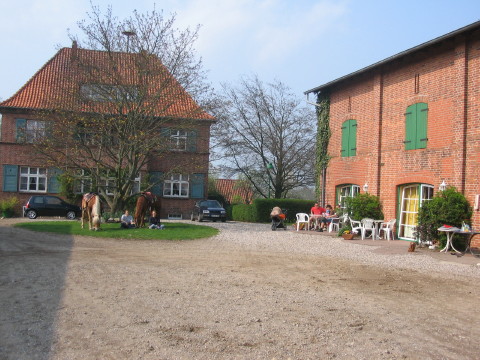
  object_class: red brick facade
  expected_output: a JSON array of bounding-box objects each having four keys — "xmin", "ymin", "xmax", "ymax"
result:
[{"xmin": 306, "ymin": 21, "xmax": 480, "ymax": 246}]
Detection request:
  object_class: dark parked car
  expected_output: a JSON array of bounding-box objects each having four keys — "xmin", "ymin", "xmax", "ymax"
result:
[
  {"xmin": 191, "ymin": 199, "xmax": 227, "ymax": 222},
  {"xmin": 24, "ymin": 195, "xmax": 81, "ymax": 220}
]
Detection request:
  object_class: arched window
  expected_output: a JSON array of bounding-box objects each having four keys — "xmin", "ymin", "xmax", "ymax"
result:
[
  {"xmin": 341, "ymin": 119, "xmax": 357, "ymax": 157},
  {"xmin": 404, "ymin": 103, "xmax": 428, "ymax": 150}
]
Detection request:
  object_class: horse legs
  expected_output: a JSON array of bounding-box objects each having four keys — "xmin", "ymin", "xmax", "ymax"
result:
[{"xmin": 81, "ymin": 208, "xmax": 85, "ymax": 229}]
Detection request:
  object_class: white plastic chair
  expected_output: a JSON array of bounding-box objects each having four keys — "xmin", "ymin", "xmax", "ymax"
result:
[
  {"xmin": 296, "ymin": 213, "xmax": 310, "ymax": 231},
  {"xmin": 349, "ymin": 218, "xmax": 362, "ymax": 237},
  {"xmin": 328, "ymin": 217, "xmax": 340, "ymax": 233},
  {"xmin": 361, "ymin": 218, "xmax": 377, "ymax": 240},
  {"xmin": 379, "ymin": 219, "xmax": 396, "ymax": 240}
]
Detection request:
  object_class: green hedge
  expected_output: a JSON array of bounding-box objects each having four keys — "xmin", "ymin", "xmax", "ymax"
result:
[{"xmin": 231, "ymin": 199, "xmax": 315, "ymax": 223}]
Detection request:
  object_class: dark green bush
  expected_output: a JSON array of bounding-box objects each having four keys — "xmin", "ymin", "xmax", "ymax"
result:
[
  {"xmin": 232, "ymin": 204, "xmax": 257, "ymax": 222},
  {"xmin": 344, "ymin": 193, "xmax": 384, "ymax": 221},
  {"xmin": 415, "ymin": 187, "xmax": 472, "ymax": 248}
]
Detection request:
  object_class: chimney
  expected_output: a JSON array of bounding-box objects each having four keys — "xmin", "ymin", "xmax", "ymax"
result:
[{"xmin": 71, "ymin": 41, "xmax": 78, "ymax": 62}]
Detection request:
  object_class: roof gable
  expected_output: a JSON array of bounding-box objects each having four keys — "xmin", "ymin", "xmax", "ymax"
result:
[{"xmin": 0, "ymin": 44, "xmax": 214, "ymax": 121}]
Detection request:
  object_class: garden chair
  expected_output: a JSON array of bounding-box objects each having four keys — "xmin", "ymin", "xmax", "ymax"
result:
[
  {"xmin": 361, "ymin": 218, "xmax": 377, "ymax": 240},
  {"xmin": 295, "ymin": 213, "xmax": 310, "ymax": 231},
  {"xmin": 349, "ymin": 218, "xmax": 362, "ymax": 237},
  {"xmin": 328, "ymin": 217, "xmax": 340, "ymax": 233},
  {"xmin": 379, "ymin": 219, "xmax": 396, "ymax": 240}
]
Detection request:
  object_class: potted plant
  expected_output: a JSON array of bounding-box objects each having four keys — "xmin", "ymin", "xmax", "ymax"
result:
[{"xmin": 339, "ymin": 225, "xmax": 355, "ymax": 240}]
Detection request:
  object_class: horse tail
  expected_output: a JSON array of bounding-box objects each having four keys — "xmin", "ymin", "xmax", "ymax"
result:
[{"xmin": 92, "ymin": 195, "xmax": 101, "ymax": 228}]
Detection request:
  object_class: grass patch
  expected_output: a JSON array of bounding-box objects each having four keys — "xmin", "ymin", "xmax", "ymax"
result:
[{"xmin": 14, "ymin": 221, "xmax": 219, "ymax": 240}]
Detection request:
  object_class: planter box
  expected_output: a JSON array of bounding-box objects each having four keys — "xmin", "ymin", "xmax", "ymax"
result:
[{"xmin": 342, "ymin": 233, "xmax": 355, "ymax": 240}]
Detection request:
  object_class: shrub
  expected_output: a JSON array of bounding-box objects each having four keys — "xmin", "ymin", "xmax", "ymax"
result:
[
  {"xmin": 231, "ymin": 198, "xmax": 315, "ymax": 223},
  {"xmin": 344, "ymin": 193, "xmax": 383, "ymax": 221},
  {"xmin": 232, "ymin": 204, "xmax": 257, "ymax": 222},
  {"xmin": 0, "ymin": 196, "xmax": 19, "ymax": 217},
  {"xmin": 415, "ymin": 187, "xmax": 472, "ymax": 248}
]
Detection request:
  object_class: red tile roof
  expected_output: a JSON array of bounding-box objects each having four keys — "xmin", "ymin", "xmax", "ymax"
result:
[
  {"xmin": 0, "ymin": 44, "xmax": 214, "ymax": 120},
  {"xmin": 213, "ymin": 179, "xmax": 253, "ymax": 204}
]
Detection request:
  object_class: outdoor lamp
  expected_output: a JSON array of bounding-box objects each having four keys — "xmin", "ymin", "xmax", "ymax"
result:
[
  {"xmin": 363, "ymin": 182, "xmax": 369, "ymax": 193},
  {"xmin": 439, "ymin": 180, "xmax": 447, "ymax": 191}
]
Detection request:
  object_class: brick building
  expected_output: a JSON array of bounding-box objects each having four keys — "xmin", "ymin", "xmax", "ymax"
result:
[
  {"xmin": 305, "ymin": 21, "xmax": 480, "ymax": 244},
  {"xmin": 0, "ymin": 43, "xmax": 215, "ymax": 219}
]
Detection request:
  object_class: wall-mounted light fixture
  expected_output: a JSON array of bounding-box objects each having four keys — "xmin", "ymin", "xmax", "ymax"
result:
[
  {"xmin": 439, "ymin": 180, "xmax": 447, "ymax": 191},
  {"xmin": 363, "ymin": 182, "xmax": 369, "ymax": 193}
]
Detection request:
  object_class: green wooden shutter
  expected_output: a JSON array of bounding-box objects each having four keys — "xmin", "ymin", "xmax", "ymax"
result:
[
  {"xmin": 149, "ymin": 171, "xmax": 163, "ymax": 195},
  {"xmin": 2, "ymin": 165, "xmax": 18, "ymax": 192},
  {"xmin": 404, "ymin": 106, "xmax": 415, "ymax": 150},
  {"xmin": 16, "ymin": 118, "xmax": 26, "ymax": 143},
  {"xmin": 341, "ymin": 122, "xmax": 349, "ymax": 157},
  {"xmin": 349, "ymin": 120, "xmax": 357, "ymax": 157},
  {"xmin": 187, "ymin": 130, "xmax": 198, "ymax": 152},
  {"xmin": 190, "ymin": 173, "xmax": 205, "ymax": 199},
  {"xmin": 416, "ymin": 103, "xmax": 428, "ymax": 149},
  {"xmin": 48, "ymin": 167, "xmax": 63, "ymax": 193}
]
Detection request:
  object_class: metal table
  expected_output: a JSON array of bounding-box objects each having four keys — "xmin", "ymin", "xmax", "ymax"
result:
[{"xmin": 437, "ymin": 226, "xmax": 480, "ymax": 254}]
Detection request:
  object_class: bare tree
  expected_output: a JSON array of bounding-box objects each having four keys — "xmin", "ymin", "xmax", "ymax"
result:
[
  {"xmin": 212, "ymin": 75, "xmax": 316, "ymax": 198},
  {"xmin": 34, "ymin": 4, "xmax": 214, "ymax": 212}
]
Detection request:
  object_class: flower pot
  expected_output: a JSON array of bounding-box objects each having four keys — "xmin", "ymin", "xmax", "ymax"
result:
[{"xmin": 342, "ymin": 233, "xmax": 355, "ymax": 240}]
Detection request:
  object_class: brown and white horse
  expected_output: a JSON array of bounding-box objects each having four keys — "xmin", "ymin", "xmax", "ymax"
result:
[
  {"xmin": 81, "ymin": 192, "xmax": 101, "ymax": 231},
  {"xmin": 134, "ymin": 192, "xmax": 161, "ymax": 228}
]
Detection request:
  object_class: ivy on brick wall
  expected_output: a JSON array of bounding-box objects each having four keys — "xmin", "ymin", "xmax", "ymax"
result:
[{"xmin": 315, "ymin": 92, "xmax": 331, "ymax": 200}]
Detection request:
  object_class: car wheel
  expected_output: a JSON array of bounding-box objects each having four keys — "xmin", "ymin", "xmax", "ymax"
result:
[
  {"xmin": 26, "ymin": 210, "xmax": 37, "ymax": 219},
  {"xmin": 66, "ymin": 211, "xmax": 76, "ymax": 220},
  {"xmin": 191, "ymin": 213, "xmax": 195, "ymax": 221}
]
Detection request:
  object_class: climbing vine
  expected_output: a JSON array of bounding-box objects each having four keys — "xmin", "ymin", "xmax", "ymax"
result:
[{"xmin": 314, "ymin": 92, "xmax": 331, "ymax": 201}]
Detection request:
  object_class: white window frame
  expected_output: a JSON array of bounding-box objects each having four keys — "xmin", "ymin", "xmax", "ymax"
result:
[
  {"xmin": 163, "ymin": 174, "xmax": 189, "ymax": 198},
  {"xmin": 398, "ymin": 183, "xmax": 434, "ymax": 241},
  {"xmin": 73, "ymin": 169, "xmax": 92, "ymax": 194},
  {"xmin": 169, "ymin": 129, "xmax": 188, "ymax": 151},
  {"xmin": 19, "ymin": 166, "xmax": 47, "ymax": 193},
  {"xmin": 338, "ymin": 184, "xmax": 360, "ymax": 209},
  {"xmin": 25, "ymin": 120, "xmax": 46, "ymax": 143}
]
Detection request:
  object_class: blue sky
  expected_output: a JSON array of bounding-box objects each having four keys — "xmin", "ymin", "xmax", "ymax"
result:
[{"xmin": 0, "ymin": 0, "xmax": 479, "ymax": 102}]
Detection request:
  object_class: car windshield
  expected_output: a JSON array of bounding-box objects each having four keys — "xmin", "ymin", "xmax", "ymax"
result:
[{"xmin": 201, "ymin": 200, "xmax": 222, "ymax": 208}]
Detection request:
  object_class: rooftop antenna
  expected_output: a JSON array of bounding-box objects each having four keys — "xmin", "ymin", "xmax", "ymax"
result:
[{"xmin": 122, "ymin": 30, "xmax": 136, "ymax": 52}]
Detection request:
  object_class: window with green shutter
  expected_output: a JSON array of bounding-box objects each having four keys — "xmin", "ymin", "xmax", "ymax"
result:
[
  {"xmin": 3, "ymin": 165, "xmax": 18, "ymax": 192},
  {"xmin": 16, "ymin": 118, "xmax": 26, "ymax": 143},
  {"xmin": 190, "ymin": 173, "xmax": 205, "ymax": 199},
  {"xmin": 341, "ymin": 119, "xmax": 357, "ymax": 157},
  {"xmin": 149, "ymin": 171, "xmax": 163, "ymax": 195},
  {"xmin": 48, "ymin": 168, "xmax": 63, "ymax": 193},
  {"xmin": 404, "ymin": 103, "xmax": 428, "ymax": 150}
]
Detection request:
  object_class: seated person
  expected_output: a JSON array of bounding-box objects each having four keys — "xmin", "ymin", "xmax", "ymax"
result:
[
  {"xmin": 149, "ymin": 210, "xmax": 165, "ymax": 230},
  {"xmin": 120, "ymin": 210, "xmax": 135, "ymax": 229},
  {"xmin": 309, "ymin": 203, "xmax": 326, "ymax": 230},
  {"xmin": 321, "ymin": 204, "xmax": 336, "ymax": 230}
]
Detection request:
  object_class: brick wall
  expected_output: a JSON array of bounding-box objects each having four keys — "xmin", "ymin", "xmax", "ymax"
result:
[
  {"xmin": 0, "ymin": 111, "xmax": 214, "ymax": 219},
  {"xmin": 323, "ymin": 34, "xmax": 480, "ymax": 239}
]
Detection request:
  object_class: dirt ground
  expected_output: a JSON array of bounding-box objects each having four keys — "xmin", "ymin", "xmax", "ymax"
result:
[{"xmin": 1, "ymin": 218, "xmax": 479, "ymax": 360}]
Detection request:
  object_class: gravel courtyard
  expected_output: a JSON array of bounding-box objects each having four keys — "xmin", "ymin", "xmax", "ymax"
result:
[{"xmin": 1, "ymin": 218, "xmax": 479, "ymax": 360}]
